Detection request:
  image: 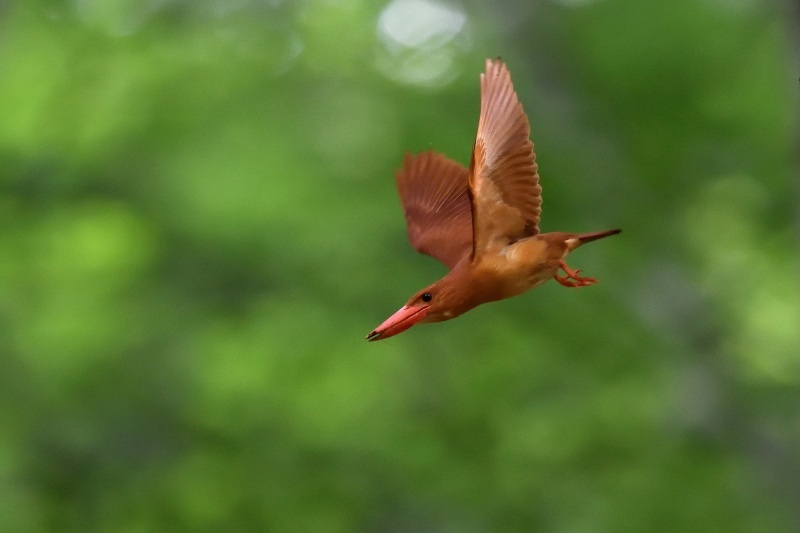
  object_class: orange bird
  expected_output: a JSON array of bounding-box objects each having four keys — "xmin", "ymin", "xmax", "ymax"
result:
[{"xmin": 366, "ymin": 59, "xmax": 620, "ymax": 341}]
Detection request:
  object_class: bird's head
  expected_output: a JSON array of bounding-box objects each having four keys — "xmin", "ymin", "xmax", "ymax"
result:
[{"xmin": 365, "ymin": 273, "xmax": 473, "ymax": 341}]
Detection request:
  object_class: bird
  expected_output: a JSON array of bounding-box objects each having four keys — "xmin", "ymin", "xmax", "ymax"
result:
[{"xmin": 366, "ymin": 58, "xmax": 620, "ymax": 342}]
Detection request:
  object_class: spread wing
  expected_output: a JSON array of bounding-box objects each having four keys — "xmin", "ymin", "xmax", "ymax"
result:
[
  {"xmin": 469, "ymin": 58, "xmax": 542, "ymax": 260},
  {"xmin": 395, "ymin": 150, "xmax": 473, "ymax": 270}
]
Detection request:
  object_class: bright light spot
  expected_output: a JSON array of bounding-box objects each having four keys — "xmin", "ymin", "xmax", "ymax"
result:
[
  {"xmin": 376, "ymin": 0, "xmax": 470, "ymax": 87},
  {"xmin": 378, "ymin": 0, "xmax": 466, "ymax": 48}
]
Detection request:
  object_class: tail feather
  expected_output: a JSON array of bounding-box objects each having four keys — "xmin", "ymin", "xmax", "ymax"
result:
[
  {"xmin": 577, "ymin": 229, "xmax": 621, "ymax": 243},
  {"xmin": 566, "ymin": 229, "xmax": 621, "ymax": 250}
]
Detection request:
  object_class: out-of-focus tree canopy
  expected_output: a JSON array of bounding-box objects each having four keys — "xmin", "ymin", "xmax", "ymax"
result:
[{"xmin": 1, "ymin": 0, "xmax": 798, "ymax": 531}]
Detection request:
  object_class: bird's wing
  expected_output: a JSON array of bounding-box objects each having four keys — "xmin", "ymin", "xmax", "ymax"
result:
[
  {"xmin": 395, "ymin": 150, "xmax": 474, "ymax": 270},
  {"xmin": 469, "ymin": 58, "xmax": 542, "ymax": 260}
]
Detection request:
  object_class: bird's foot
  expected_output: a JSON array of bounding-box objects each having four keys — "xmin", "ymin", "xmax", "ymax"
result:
[{"xmin": 554, "ymin": 260, "xmax": 597, "ymax": 287}]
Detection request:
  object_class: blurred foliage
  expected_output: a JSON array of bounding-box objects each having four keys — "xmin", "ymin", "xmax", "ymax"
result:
[{"xmin": 1, "ymin": 0, "xmax": 798, "ymax": 531}]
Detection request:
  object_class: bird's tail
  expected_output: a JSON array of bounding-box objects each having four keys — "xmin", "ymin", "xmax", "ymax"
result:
[{"xmin": 566, "ymin": 229, "xmax": 621, "ymax": 250}]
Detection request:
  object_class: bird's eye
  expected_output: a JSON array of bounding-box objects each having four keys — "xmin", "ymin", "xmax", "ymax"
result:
[{"xmin": 422, "ymin": 293, "xmax": 432, "ymax": 302}]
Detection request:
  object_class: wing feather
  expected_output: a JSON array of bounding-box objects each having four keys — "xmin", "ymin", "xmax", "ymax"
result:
[
  {"xmin": 469, "ymin": 58, "xmax": 542, "ymax": 259},
  {"xmin": 395, "ymin": 150, "xmax": 473, "ymax": 269}
]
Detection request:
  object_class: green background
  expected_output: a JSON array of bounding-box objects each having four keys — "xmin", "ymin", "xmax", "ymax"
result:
[{"xmin": 1, "ymin": 0, "xmax": 798, "ymax": 531}]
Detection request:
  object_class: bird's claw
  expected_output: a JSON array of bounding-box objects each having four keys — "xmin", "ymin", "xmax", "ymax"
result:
[{"xmin": 555, "ymin": 261, "xmax": 597, "ymax": 287}]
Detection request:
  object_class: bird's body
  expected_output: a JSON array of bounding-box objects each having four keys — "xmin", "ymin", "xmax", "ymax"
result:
[
  {"xmin": 449, "ymin": 236, "xmax": 566, "ymax": 311},
  {"xmin": 367, "ymin": 59, "xmax": 620, "ymax": 341}
]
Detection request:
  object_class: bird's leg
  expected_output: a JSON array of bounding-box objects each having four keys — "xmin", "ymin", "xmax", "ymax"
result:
[{"xmin": 554, "ymin": 260, "xmax": 598, "ymax": 287}]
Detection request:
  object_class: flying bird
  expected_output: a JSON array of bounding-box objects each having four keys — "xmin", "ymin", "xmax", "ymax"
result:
[{"xmin": 366, "ymin": 58, "xmax": 620, "ymax": 341}]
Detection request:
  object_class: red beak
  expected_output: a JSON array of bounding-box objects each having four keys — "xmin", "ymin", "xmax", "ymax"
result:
[{"xmin": 366, "ymin": 305, "xmax": 429, "ymax": 341}]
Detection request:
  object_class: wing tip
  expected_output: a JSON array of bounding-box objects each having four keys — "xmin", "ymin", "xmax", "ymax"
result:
[{"xmin": 484, "ymin": 57, "xmax": 509, "ymax": 77}]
